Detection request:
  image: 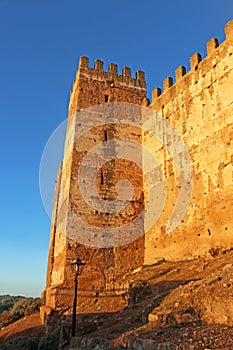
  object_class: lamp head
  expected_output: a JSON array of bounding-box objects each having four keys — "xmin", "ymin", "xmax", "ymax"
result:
[{"xmin": 70, "ymin": 257, "xmax": 86, "ymax": 275}]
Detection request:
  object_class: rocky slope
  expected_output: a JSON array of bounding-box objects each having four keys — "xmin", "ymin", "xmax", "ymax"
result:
[
  {"xmin": 1, "ymin": 249, "xmax": 233, "ymax": 349},
  {"xmin": 67, "ymin": 248, "xmax": 233, "ymax": 349}
]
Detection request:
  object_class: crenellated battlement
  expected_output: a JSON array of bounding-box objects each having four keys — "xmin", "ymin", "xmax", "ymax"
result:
[
  {"xmin": 70, "ymin": 56, "xmax": 146, "ymax": 95},
  {"xmin": 78, "ymin": 56, "xmax": 145, "ymax": 82},
  {"xmin": 151, "ymin": 19, "xmax": 233, "ymax": 104}
]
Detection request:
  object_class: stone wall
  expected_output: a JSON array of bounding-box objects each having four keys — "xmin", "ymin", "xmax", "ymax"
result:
[{"xmin": 145, "ymin": 19, "xmax": 233, "ymax": 263}]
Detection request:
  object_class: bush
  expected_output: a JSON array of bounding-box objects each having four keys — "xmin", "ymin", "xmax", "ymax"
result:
[
  {"xmin": 0, "ymin": 295, "xmax": 22, "ymax": 314},
  {"xmin": 11, "ymin": 298, "xmax": 34, "ymax": 317},
  {"xmin": 25, "ymin": 299, "xmax": 42, "ymax": 317},
  {"xmin": 38, "ymin": 328, "xmax": 60, "ymax": 350},
  {"xmin": 0, "ymin": 336, "xmax": 39, "ymax": 350},
  {"xmin": 11, "ymin": 298, "xmax": 41, "ymax": 318},
  {"xmin": 0, "ymin": 329, "xmax": 60, "ymax": 350},
  {"xmin": 0, "ymin": 297, "xmax": 41, "ymax": 328},
  {"xmin": 0, "ymin": 311, "xmax": 18, "ymax": 329}
]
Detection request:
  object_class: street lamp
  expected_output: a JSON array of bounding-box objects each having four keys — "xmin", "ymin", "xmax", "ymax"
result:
[{"xmin": 70, "ymin": 257, "xmax": 86, "ymax": 337}]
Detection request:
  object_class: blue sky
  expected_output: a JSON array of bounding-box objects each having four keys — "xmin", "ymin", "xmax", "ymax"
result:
[{"xmin": 0, "ymin": 0, "xmax": 232, "ymax": 297}]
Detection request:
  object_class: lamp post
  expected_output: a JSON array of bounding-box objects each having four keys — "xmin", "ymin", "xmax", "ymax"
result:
[{"xmin": 70, "ymin": 257, "xmax": 86, "ymax": 337}]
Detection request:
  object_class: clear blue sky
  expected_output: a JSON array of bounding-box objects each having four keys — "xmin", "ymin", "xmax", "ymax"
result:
[{"xmin": 0, "ymin": 0, "xmax": 232, "ymax": 297}]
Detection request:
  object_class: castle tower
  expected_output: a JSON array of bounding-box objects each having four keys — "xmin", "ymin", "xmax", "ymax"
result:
[
  {"xmin": 41, "ymin": 57, "xmax": 148, "ymax": 320},
  {"xmin": 41, "ymin": 18, "xmax": 233, "ymax": 328}
]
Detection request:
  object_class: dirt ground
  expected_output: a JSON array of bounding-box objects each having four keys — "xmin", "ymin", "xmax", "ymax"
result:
[
  {"xmin": 0, "ymin": 313, "xmax": 45, "ymax": 344},
  {"xmin": 72, "ymin": 248, "xmax": 233, "ymax": 348}
]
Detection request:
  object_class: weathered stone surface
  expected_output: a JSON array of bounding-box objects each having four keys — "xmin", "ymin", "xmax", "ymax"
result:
[
  {"xmin": 146, "ymin": 19, "xmax": 233, "ymax": 263},
  {"xmin": 42, "ymin": 57, "xmax": 147, "ymax": 321},
  {"xmin": 42, "ymin": 20, "xmax": 233, "ymax": 329}
]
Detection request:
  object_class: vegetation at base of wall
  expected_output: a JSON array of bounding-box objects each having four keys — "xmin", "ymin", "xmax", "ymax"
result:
[
  {"xmin": 38, "ymin": 328, "xmax": 60, "ymax": 350},
  {"xmin": 0, "ymin": 336, "xmax": 39, "ymax": 350},
  {"xmin": 0, "ymin": 328, "xmax": 60, "ymax": 350},
  {"xmin": 0, "ymin": 296, "xmax": 42, "ymax": 328}
]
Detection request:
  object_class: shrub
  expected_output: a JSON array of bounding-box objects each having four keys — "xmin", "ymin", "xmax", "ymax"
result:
[
  {"xmin": 38, "ymin": 328, "xmax": 60, "ymax": 350},
  {"xmin": 0, "ymin": 295, "xmax": 22, "ymax": 314},
  {"xmin": 0, "ymin": 311, "xmax": 18, "ymax": 329},
  {"xmin": 0, "ymin": 297, "xmax": 41, "ymax": 328},
  {"xmin": 25, "ymin": 299, "xmax": 42, "ymax": 317},
  {"xmin": 0, "ymin": 336, "xmax": 39, "ymax": 350},
  {"xmin": 11, "ymin": 298, "xmax": 41, "ymax": 318}
]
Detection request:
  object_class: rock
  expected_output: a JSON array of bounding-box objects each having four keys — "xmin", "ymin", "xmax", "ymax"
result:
[
  {"xmin": 142, "ymin": 338, "xmax": 155, "ymax": 350},
  {"xmin": 148, "ymin": 309, "xmax": 173, "ymax": 325},
  {"xmin": 174, "ymin": 313, "xmax": 193, "ymax": 324},
  {"xmin": 148, "ymin": 312, "xmax": 159, "ymax": 323},
  {"xmin": 132, "ymin": 339, "xmax": 144, "ymax": 350}
]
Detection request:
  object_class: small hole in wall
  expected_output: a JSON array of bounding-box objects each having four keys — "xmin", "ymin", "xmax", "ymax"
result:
[
  {"xmin": 195, "ymin": 66, "xmax": 198, "ymax": 71},
  {"xmin": 105, "ymin": 95, "xmax": 109, "ymax": 102},
  {"xmin": 208, "ymin": 229, "xmax": 211, "ymax": 236},
  {"xmin": 225, "ymin": 227, "xmax": 228, "ymax": 230},
  {"xmin": 198, "ymin": 234, "xmax": 200, "ymax": 237}
]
